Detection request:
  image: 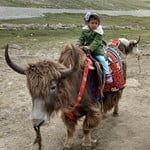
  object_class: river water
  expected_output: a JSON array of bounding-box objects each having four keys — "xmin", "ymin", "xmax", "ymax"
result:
[{"xmin": 0, "ymin": 6, "xmax": 150, "ymax": 20}]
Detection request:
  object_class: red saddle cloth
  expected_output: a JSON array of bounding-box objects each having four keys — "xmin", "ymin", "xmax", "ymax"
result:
[
  {"xmin": 88, "ymin": 48, "xmax": 126, "ymax": 101},
  {"xmin": 103, "ymin": 50, "xmax": 126, "ymax": 92}
]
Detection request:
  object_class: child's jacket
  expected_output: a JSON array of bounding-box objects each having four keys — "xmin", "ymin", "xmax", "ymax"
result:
[{"xmin": 77, "ymin": 25, "xmax": 105, "ymax": 56}]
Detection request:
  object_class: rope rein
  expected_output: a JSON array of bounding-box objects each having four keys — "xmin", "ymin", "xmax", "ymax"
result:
[
  {"xmin": 137, "ymin": 55, "xmax": 141, "ymax": 73},
  {"xmin": 33, "ymin": 120, "xmax": 44, "ymax": 150}
]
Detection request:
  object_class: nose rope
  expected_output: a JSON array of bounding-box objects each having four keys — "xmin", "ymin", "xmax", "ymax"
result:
[{"xmin": 33, "ymin": 120, "xmax": 44, "ymax": 150}]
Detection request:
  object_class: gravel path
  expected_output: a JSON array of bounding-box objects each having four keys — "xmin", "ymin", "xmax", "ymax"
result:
[{"xmin": 0, "ymin": 6, "xmax": 150, "ymax": 20}]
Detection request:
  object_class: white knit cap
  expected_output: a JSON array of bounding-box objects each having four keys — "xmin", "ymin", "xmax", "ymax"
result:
[{"xmin": 84, "ymin": 12, "xmax": 99, "ymax": 22}]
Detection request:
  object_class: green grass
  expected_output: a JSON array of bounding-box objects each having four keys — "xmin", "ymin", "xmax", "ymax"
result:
[
  {"xmin": 101, "ymin": 15, "xmax": 150, "ymax": 29},
  {"xmin": 0, "ymin": 0, "xmax": 150, "ymax": 10},
  {"xmin": 0, "ymin": 28, "xmax": 149, "ymax": 51},
  {"xmin": 0, "ymin": 28, "xmax": 80, "ymax": 50},
  {"xmin": 0, "ymin": 0, "xmax": 39, "ymax": 7},
  {"xmin": 0, "ymin": 13, "xmax": 150, "ymax": 29},
  {"xmin": 0, "ymin": 13, "xmax": 149, "ymax": 50}
]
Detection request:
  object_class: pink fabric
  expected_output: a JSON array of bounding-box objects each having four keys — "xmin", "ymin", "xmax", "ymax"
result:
[{"xmin": 112, "ymin": 39, "xmax": 120, "ymax": 46}]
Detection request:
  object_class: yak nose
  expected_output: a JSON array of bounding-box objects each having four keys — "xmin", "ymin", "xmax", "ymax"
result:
[{"xmin": 32, "ymin": 119, "xmax": 45, "ymax": 127}]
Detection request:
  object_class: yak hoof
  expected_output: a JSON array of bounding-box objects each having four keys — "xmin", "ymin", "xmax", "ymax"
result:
[
  {"xmin": 63, "ymin": 147, "xmax": 71, "ymax": 150},
  {"xmin": 81, "ymin": 146, "xmax": 92, "ymax": 150},
  {"xmin": 113, "ymin": 112, "xmax": 119, "ymax": 117}
]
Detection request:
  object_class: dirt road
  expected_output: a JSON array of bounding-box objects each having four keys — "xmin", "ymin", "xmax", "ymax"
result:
[
  {"xmin": 0, "ymin": 44, "xmax": 150, "ymax": 150},
  {"xmin": 0, "ymin": 6, "xmax": 150, "ymax": 20}
]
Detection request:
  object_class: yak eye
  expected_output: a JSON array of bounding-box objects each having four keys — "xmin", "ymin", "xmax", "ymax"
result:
[
  {"xmin": 50, "ymin": 81, "xmax": 57, "ymax": 91},
  {"xmin": 51, "ymin": 85, "xmax": 56, "ymax": 90}
]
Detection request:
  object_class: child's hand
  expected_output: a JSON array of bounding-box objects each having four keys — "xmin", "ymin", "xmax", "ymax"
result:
[
  {"xmin": 83, "ymin": 46, "xmax": 90, "ymax": 50},
  {"xmin": 76, "ymin": 45, "xmax": 84, "ymax": 50}
]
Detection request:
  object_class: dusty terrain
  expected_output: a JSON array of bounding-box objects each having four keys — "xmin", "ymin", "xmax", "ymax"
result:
[{"xmin": 0, "ymin": 44, "xmax": 150, "ymax": 150}]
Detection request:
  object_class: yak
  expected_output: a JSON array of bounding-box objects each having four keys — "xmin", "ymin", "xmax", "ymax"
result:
[{"xmin": 4, "ymin": 37, "xmax": 140, "ymax": 150}]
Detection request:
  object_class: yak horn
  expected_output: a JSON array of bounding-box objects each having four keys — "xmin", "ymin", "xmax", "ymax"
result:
[
  {"xmin": 135, "ymin": 36, "xmax": 141, "ymax": 44},
  {"xmin": 5, "ymin": 44, "xmax": 25, "ymax": 75},
  {"xmin": 60, "ymin": 44, "xmax": 79, "ymax": 77}
]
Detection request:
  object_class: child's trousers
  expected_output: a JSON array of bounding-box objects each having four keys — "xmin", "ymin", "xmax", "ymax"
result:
[{"xmin": 95, "ymin": 55, "xmax": 110, "ymax": 75}]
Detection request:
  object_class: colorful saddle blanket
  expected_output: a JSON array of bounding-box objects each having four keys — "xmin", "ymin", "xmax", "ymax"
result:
[{"xmin": 88, "ymin": 48, "xmax": 126, "ymax": 101}]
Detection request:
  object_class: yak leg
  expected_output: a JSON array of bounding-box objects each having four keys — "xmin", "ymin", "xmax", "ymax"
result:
[
  {"xmin": 113, "ymin": 90, "xmax": 123, "ymax": 116},
  {"xmin": 63, "ymin": 126, "xmax": 75, "ymax": 150},
  {"xmin": 82, "ymin": 129, "xmax": 92, "ymax": 149},
  {"xmin": 113, "ymin": 98, "xmax": 120, "ymax": 117},
  {"xmin": 62, "ymin": 114, "xmax": 77, "ymax": 150},
  {"xmin": 113, "ymin": 100, "xmax": 119, "ymax": 116},
  {"xmin": 82, "ymin": 107, "xmax": 102, "ymax": 149}
]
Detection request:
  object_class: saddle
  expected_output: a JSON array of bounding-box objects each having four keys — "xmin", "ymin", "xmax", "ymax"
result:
[{"xmin": 82, "ymin": 47, "xmax": 126, "ymax": 101}]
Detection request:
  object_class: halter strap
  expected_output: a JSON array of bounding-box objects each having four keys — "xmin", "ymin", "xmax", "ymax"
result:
[{"xmin": 65, "ymin": 57, "xmax": 93, "ymax": 120}]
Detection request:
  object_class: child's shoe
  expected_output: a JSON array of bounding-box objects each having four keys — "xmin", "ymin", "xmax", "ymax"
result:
[{"xmin": 105, "ymin": 74, "xmax": 113, "ymax": 83}]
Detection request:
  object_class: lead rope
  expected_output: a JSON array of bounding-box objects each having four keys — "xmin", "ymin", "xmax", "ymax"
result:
[
  {"xmin": 33, "ymin": 120, "xmax": 44, "ymax": 150},
  {"xmin": 34, "ymin": 126, "xmax": 42, "ymax": 150},
  {"xmin": 137, "ymin": 55, "xmax": 141, "ymax": 73}
]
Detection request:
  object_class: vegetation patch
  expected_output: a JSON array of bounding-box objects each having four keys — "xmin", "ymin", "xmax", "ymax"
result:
[
  {"xmin": 0, "ymin": 13, "xmax": 149, "ymax": 28},
  {"xmin": 0, "ymin": 13, "xmax": 149, "ymax": 50},
  {"xmin": 0, "ymin": 28, "xmax": 149, "ymax": 51}
]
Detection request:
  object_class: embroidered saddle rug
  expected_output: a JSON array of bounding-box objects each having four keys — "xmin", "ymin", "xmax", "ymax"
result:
[
  {"xmin": 88, "ymin": 47, "xmax": 126, "ymax": 101},
  {"xmin": 65, "ymin": 47, "xmax": 126, "ymax": 120}
]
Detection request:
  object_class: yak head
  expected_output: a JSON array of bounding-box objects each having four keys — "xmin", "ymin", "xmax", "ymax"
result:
[
  {"xmin": 108, "ymin": 36, "xmax": 141, "ymax": 56},
  {"xmin": 5, "ymin": 44, "xmax": 79, "ymax": 127},
  {"xmin": 118, "ymin": 36, "xmax": 141, "ymax": 55}
]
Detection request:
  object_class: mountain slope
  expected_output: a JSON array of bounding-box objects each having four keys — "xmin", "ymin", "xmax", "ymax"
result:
[{"xmin": 0, "ymin": 0, "xmax": 150, "ymax": 10}]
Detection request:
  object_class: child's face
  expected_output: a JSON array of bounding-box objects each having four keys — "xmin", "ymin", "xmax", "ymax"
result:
[{"xmin": 87, "ymin": 18, "xmax": 100, "ymax": 30}]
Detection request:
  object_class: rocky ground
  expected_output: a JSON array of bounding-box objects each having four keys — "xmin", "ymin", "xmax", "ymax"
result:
[
  {"xmin": 0, "ymin": 44, "xmax": 150, "ymax": 150},
  {"xmin": 1, "ymin": 23, "xmax": 149, "ymax": 31}
]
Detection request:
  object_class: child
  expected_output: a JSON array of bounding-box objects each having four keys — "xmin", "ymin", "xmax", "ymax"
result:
[{"xmin": 77, "ymin": 12, "xmax": 113, "ymax": 83}]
